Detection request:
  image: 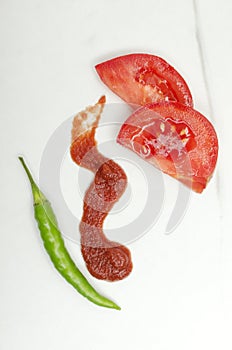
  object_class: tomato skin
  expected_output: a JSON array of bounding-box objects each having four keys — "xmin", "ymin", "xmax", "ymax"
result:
[
  {"xmin": 95, "ymin": 54, "xmax": 193, "ymax": 107},
  {"xmin": 117, "ymin": 102, "xmax": 218, "ymax": 193}
]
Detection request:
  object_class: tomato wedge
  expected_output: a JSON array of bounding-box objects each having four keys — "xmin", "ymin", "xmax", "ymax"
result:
[
  {"xmin": 117, "ymin": 102, "xmax": 218, "ymax": 193},
  {"xmin": 95, "ymin": 54, "xmax": 193, "ymax": 107}
]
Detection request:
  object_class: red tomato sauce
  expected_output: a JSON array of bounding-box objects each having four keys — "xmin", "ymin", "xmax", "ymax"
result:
[{"xmin": 70, "ymin": 97, "xmax": 132, "ymax": 281}]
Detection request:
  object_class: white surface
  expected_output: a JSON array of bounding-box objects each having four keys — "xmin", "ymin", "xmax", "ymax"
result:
[{"xmin": 1, "ymin": 0, "xmax": 232, "ymax": 349}]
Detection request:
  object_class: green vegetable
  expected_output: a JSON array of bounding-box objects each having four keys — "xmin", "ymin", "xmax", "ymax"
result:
[{"xmin": 19, "ymin": 156, "xmax": 120, "ymax": 310}]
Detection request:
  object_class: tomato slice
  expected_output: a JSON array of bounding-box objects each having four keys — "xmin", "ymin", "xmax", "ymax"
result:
[
  {"xmin": 117, "ymin": 102, "xmax": 218, "ymax": 193},
  {"xmin": 95, "ymin": 54, "xmax": 193, "ymax": 107}
]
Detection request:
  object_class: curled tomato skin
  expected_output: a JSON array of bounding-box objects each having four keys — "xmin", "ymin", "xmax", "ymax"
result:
[
  {"xmin": 95, "ymin": 53, "xmax": 193, "ymax": 107},
  {"xmin": 117, "ymin": 102, "xmax": 218, "ymax": 193}
]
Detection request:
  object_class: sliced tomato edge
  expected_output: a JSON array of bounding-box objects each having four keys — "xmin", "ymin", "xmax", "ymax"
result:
[
  {"xmin": 116, "ymin": 101, "xmax": 218, "ymax": 193},
  {"xmin": 95, "ymin": 53, "xmax": 194, "ymax": 107}
]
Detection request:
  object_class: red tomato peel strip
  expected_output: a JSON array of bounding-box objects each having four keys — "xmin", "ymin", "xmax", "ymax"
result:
[
  {"xmin": 70, "ymin": 97, "xmax": 132, "ymax": 281},
  {"xmin": 95, "ymin": 53, "xmax": 193, "ymax": 107},
  {"xmin": 117, "ymin": 102, "xmax": 218, "ymax": 193}
]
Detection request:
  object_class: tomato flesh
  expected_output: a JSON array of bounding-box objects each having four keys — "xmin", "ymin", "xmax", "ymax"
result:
[
  {"xmin": 117, "ymin": 102, "xmax": 218, "ymax": 193},
  {"xmin": 95, "ymin": 54, "xmax": 193, "ymax": 107},
  {"xmin": 135, "ymin": 67, "xmax": 178, "ymax": 102}
]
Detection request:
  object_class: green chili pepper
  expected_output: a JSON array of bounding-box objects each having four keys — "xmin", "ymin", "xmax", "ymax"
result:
[{"xmin": 19, "ymin": 156, "xmax": 120, "ymax": 310}]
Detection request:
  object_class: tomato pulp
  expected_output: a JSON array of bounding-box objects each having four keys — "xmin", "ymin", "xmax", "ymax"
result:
[
  {"xmin": 96, "ymin": 53, "xmax": 193, "ymax": 107},
  {"xmin": 117, "ymin": 102, "xmax": 218, "ymax": 193},
  {"xmin": 70, "ymin": 97, "xmax": 133, "ymax": 281}
]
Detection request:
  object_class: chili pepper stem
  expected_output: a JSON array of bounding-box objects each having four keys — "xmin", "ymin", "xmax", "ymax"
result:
[{"xmin": 18, "ymin": 156, "xmax": 46, "ymax": 205}]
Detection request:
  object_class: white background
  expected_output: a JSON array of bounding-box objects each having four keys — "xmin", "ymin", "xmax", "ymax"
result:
[{"xmin": 1, "ymin": 0, "xmax": 232, "ymax": 349}]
